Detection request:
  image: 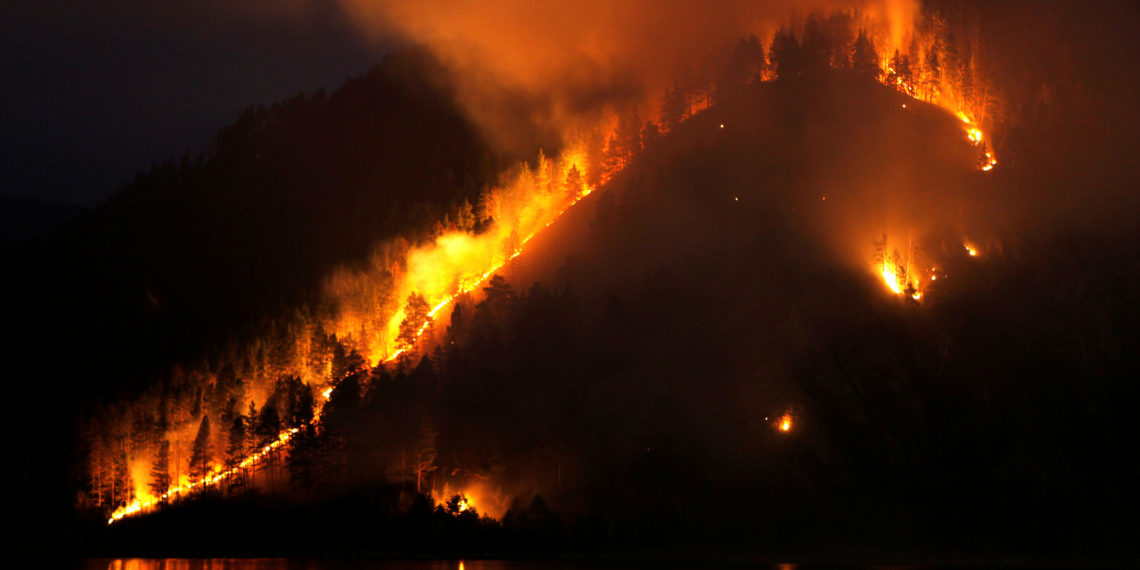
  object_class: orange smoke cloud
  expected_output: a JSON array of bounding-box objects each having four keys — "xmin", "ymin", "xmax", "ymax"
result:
[{"xmin": 338, "ymin": 0, "xmax": 918, "ymax": 152}]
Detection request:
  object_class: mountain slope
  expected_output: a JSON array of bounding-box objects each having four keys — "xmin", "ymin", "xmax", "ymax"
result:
[{"xmin": 95, "ymin": 72, "xmax": 1137, "ymax": 559}]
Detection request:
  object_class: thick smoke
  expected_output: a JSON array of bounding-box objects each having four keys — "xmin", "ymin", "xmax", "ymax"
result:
[{"xmin": 338, "ymin": 0, "xmax": 916, "ymax": 155}]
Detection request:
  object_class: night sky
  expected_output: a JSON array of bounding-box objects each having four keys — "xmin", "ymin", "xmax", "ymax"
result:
[{"xmin": 2, "ymin": 1, "xmax": 385, "ymax": 206}]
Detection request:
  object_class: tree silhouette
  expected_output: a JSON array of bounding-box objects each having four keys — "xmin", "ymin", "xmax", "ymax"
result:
[
  {"xmin": 149, "ymin": 439, "xmax": 171, "ymax": 498},
  {"xmin": 189, "ymin": 415, "xmax": 212, "ymax": 481},
  {"xmin": 254, "ymin": 401, "xmax": 281, "ymax": 447},
  {"xmin": 769, "ymin": 26, "xmax": 802, "ymax": 80},
  {"xmin": 852, "ymin": 29, "xmax": 881, "ymax": 80},
  {"xmin": 226, "ymin": 412, "xmax": 246, "ymax": 468},
  {"xmin": 715, "ymin": 34, "xmax": 765, "ymax": 101},
  {"xmin": 564, "ymin": 166, "xmax": 584, "ymax": 197},
  {"xmin": 924, "ymin": 44, "xmax": 942, "ymax": 101},
  {"xmin": 413, "ymin": 417, "xmax": 438, "ymax": 493},
  {"xmin": 397, "ymin": 292, "xmax": 433, "ymax": 360},
  {"xmin": 287, "ymin": 424, "xmax": 320, "ymax": 491}
]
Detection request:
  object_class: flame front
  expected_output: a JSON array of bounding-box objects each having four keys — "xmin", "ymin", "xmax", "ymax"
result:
[
  {"xmin": 109, "ymin": 428, "xmax": 299, "ymax": 524},
  {"xmin": 107, "ymin": 143, "xmax": 601, "ymax": 525}
]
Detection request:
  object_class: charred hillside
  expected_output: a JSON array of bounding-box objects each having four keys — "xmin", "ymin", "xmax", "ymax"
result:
[{"xmin": 93, "ymin": 73, "xmax": 1136, "ymax": 560}]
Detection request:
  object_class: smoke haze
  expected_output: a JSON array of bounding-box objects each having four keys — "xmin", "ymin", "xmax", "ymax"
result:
[{"xmin": 338, "ymin": 0, "xmax": 916, "ymax": 154}]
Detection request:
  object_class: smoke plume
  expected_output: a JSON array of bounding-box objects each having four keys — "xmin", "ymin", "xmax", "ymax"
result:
[{"xmin": 338, "ymin": 0, "xmax": 917, "ymax": 154}]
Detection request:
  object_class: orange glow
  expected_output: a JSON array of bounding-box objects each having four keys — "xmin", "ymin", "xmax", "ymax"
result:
[
  {"xmin": 876, "ymin": 235, "xmax": 926, "ymax": 301},
  {"xmin": 881, "ymin": 266, "xmax": 903, "ymax": 295},
  {"xmin": 322, "ymin": 143, "xmax": 596, "ymax": 366},
  {"xmin": 101, "ymin": 7, "xmax": 1009, "ymax": 526},
  {"xmin": 965, "ymin": 244, "xmax": 978, "ymax": 257},
  {"xmin": 883, "ymin": 54, "xmax": 997, "ymax": 172},
  {"xmin": 433, "ymin": 480, "xmax": 508, "ymax": 519},
  {"xmin": 109, "ymin": 142, "xmax": 602, "ymax": 525},
  {"xmin": 777, "ymin": 413, "xmax": 793, "ymax": 432},
  {"xmin": 109, "ymin": 427, "xmax": 300, "ymax": 524}
]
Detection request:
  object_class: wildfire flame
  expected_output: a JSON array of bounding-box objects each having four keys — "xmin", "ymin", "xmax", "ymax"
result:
[
  {"xmin": 881, "ymin": 264, "xmax": 904, "ymax": 295},
  {"xmin": 103, "ymin": 8, "xmax": 1007, "ymax": 525},
  {"xmin": 108, "ymin": 147, "xmax": 598, "ymax": 525},
  {"xmin": 777, "ymin": 413, "xmax": 793, "ymax": 432},
  {"xmin": 108, "ymin": 428, "xmax": 299, "ymax": 524}
]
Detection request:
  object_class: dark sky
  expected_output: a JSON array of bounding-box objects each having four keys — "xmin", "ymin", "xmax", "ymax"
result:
[{"xmin": 1, "ymin": 1, "xmax": 387, "ymax": 206}]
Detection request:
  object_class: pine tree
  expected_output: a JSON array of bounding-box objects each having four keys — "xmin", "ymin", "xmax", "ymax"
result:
[
  {"xmin": 189, "ymin": 415, "xmax": 212, "ymax": 480},
  {"xmin": 600, "ymin": 134, "xmax": 621, "ymax": 180},
  {"xmin": 112, "ymin": 445, "xmax": 133, "ymax": 506},
  {"xmin": 149, "ymin": 439, "xmax": 171, "ymax": 498},
  {"xmin": 227, "ymin": 412, "xmax": 246, "ymax": 468},
  {"xmin": 769, "ymin": 26, "xmax": 801, "ymax": 80},
  {"xmin": 247, "ymin": 400, "xmax": 259, "ymax": 439},
  {"xmin": 894, "ymin": 51, "xmax": 915, "ymax": 95},
  {"xmin": 800, "ymin": 14, "xmax": 830, "ymax": 73},
  {"xmin": 478, "ymin": 187, "xmax": 503, "ymax": 223},
  {"xmin": 456, "ymin": 199, "xmax": 476, "ymax": 232},
  {"xmin": 564, "ymin": 165, "xmax": 584, "ymax": 198},
  {"xmin": 413, "ymin": 417, "xmax": 438, "ymax": 493},
  {"xmin": 287, "ymin": 423, "xmax": 320, "ymax": 491},
  {"xmin": 255, "ymin": 401, "xmax": 281, "ymax": 447},
  {"xmin": 397, "ymin": 292, "xmax": 433, "ymax": 358},
  {"xmin": 851, "ymin": 29, "xmax": 881, "ymax": 80},
  {"xmin": 924, "ymin": 45, "xmax": 942, "ymax": 101},
  {"xmin": 715, "ymin": 33, "xmax": 765, "ymax": 100},
  {"xmin": 535, "ymin": 149, "xmax": 554, "ymax": 195},
  {"xmin": 481, "ymin": 275, "xmax": 514, "ymax": 308}
]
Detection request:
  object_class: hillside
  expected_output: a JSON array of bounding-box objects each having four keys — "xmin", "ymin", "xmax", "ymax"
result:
[
  {"xmin": 90, "ymin": 73, "xmax": 1137, "ymax": 559},
  {"xmin": 7, "ymin": 47, "xmax": 501, "ymax": 556},
  {"xmin": 12, "ymin": 48, "xmax": 499, "ymax": 400}
]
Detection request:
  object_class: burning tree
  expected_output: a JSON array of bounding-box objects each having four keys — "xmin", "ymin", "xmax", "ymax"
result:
[{"xmin": 397, "ymin": 292, "xmax": 433, "ymax": 363}]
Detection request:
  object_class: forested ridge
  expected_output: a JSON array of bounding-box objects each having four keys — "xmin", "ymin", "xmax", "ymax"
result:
[
  {"xmin": 89, "ymin": 74, "xmax": 1136, "ymax": 559},
  {"xmin": 6, "ymin": 3, "xmax": 1137, "ymax": 561}
]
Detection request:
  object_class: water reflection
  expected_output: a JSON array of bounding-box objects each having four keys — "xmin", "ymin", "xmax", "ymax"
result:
[
  {"xmin": 95, "ymin": 561, "xmax": 468, "ymax": 570},
  {"xmin": 88, "ymin": 560, "xmax": 932, "ymax": 570}
]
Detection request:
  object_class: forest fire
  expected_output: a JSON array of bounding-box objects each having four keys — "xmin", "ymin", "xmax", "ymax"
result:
[
  {"xmin": 882, "ymin": 265, "xmax": 904, "ymax": 295},
  {"xmin": 91, "ymin": 2, "xmax": 1009, "ymax": 529},
  {"xmin": 380, "ymin": 151, "xmax": 595, "ymax": 365},
  {"xmin": 19, "ymin": 0, "xmax": 1132, "ymax": 560},
  {"xmin": 875, "ymin": 233, "xmax": 925, "ymax": 301},
  {"xmin": 109, "ymin": 428, "xmax": 299, "ymax": 524},
  {"xmin": 106, "ymin": 144, "xmax": 599, "ymax": 525}
]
